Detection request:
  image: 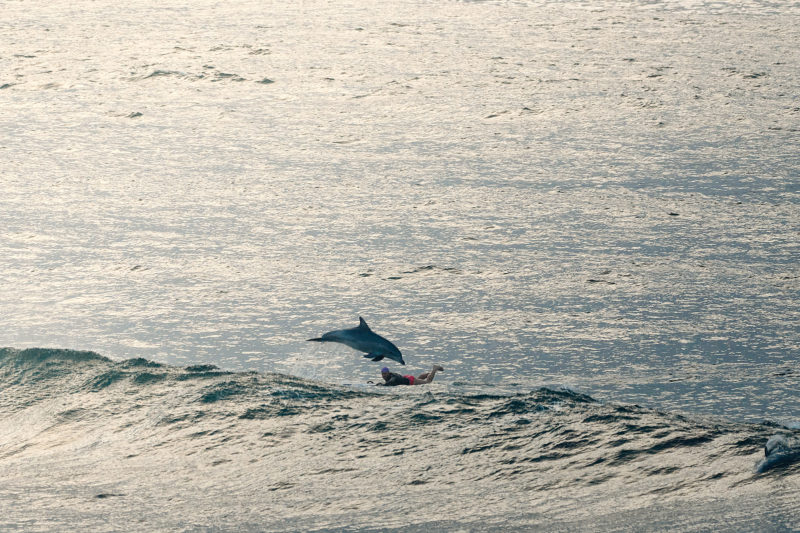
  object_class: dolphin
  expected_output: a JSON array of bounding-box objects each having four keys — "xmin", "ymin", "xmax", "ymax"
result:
[{"xmin": 307, "ymin": 317, "xmax": 405, "ymax": 365}]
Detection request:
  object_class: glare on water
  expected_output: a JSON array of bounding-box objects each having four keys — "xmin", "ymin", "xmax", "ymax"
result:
[{"xmin": 1, "ymin": 0, "xmax": 798, "ymax": 423}]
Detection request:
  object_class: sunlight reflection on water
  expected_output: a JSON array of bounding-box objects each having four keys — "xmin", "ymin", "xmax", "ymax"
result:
[{"xmin": 1, "ymin": 0, "xmax": 798, "ymax": 423}]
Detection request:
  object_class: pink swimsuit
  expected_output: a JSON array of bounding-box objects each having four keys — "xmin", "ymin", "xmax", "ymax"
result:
[{"xmin": 403, "ymin": 375, "xmax": 415, "ymax": 385}]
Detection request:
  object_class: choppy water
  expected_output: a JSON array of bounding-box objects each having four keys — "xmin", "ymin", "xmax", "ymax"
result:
[
  {"xmin": 0, "ymin": 348, "xmax": 798, "ymax": 532},
  {"xmin": 2, "ymin": 0, "xmax": 799, "ymax": 530}
]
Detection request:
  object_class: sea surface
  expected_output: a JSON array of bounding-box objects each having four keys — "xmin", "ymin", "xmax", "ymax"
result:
[{"xmin": 1, "ymin": 0, "xmax": 799, "ymax": 531}]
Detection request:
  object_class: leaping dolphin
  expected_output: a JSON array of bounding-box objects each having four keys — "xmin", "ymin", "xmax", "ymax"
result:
[{"xmin": 307, "ymin": 317, "xmax": 405, "ymax": 365}]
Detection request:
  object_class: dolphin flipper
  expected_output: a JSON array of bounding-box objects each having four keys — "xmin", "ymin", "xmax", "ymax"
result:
[{"xmin": 365, "ymin": 354, "xmax": 384, "ymax": 362}]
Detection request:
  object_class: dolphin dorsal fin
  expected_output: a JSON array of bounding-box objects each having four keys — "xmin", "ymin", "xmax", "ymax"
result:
[{"xmin": 358, "ymin": 317, "xmax": 371, "ymax": 331}]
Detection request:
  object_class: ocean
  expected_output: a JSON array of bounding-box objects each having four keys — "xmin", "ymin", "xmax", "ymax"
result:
[{"xmin": 1, "ymin": 0, "xmax": 798, "ymax": 530}]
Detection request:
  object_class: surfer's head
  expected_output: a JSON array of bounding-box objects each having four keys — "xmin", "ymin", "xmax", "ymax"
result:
[
  {"xmin": 381, "ymin": 367, "xmax": 390, "ymax": 381},
  {"xmin": 381, "ymin": 367, "xmax": 390, "ymax": 374}
]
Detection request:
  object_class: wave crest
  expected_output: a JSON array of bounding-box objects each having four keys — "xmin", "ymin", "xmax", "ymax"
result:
[{"xmin": 2, "ymin": 347, "xmax": 798, "ymax": 486}]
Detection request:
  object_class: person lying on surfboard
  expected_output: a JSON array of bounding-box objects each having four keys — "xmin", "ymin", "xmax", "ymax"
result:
[{"xmin": 376, "ymin": 365, "xmax": 444, "ymax": 386}]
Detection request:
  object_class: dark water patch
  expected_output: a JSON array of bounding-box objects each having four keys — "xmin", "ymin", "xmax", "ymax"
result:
[
  {"xmin": 497, "ymin": 420, "xmax": 533, "ymax": 434},
  {"xmin": 609, "ymin": 448, "xmax": 642, "ymax": 465},
  {"xmin": 185, "ymin": 364, "xmax": 220, "ymax": 372},
  {"xmin": 368, "ymin": 421, "xmax": 390, "ymax": 432},
  {"xmin": 121, "ymin": 358, "xmax": 164, "ymax": 369},
  {"xmin": 132, "ymin": 372, "xmax": 166, "ymax": 385},
  {"xmin": 94, "ymin": 493, "xmax": 125, "ymax": 499},
  {"xmin": 310, "ymin": 467, "xmax": 357, "ymax": 476},
  {"xmin": 239, "ymin": 404, "xmax": 303, "ymax": 419},
  {"xmin": 650, "ymin": 433, "xmax": 716, "ymax": 451},
  {"xmin": 614, "ymin": 404, "xmax": 650, "ymax": 415},
  {"xmin": 212, "ymin": 72, "xmax": 246, "ymax": 82},
  {"xmin": 157, "ymin": 412, "xmax": 203, "ymax": 426},
  {"xmin": 488, "ymin": 398, "xmax": 544, "ymax": 418},
  {"xmin": 439, "ymin": 407, "xmax": 477, "ymax": 416},
  {"xmin": 409, "ymin": 412, "xmax": 442, "ymax": 424},
  {"xmin": 623, "ymin": 423, "xmax": 671, "ymax": 434},
  {"xmin": 462, "ymin": 443, "xmax": 496, "ymax": 455},
  {"xmin": 269, "ymin": 381, "xmax": 369, "ymax": 402},
  {"xmin": 449, "ymin": 393, "xmax": 510, "ymax": 404},
  {"xmin": 1, "ymin": 347, "xmax": 110, "ymax": 367},
  {"xmin": 486, "ymin": 391, "xmax": 577, "ymax": 418},
  {"xmin": 583, "ymin": 413, "xmax": 635, "ymax": 423},
  {"xmin": 524, "ymin": 452, "xmax": 567, "ymax": 463},
  {"xmin": 552, "ymin": 438, "xmax": 592, "ymax": 451},
  {"xmin": 87, "ymin": 370, "xmax": 128, "ymax": 391},
  {"xmin": 646, "ymin": 481, "xmax": 689, "ymax": 495},
  {"xmin": 176, "ymin": 370, "xmax": 234, "ymax": 381},
  {"xmin": 58, "ymin": 408, "xmax": 88, "ymax": 421},
  {"xmin": 608, "ymin": 432, "xmax": 719, "ymax": 466},
  {"xmin": 268, "ymin": 481, "xmax": 295, "ymax": 491},
  {"xmin": 402, "ymin": 264, "xmax": 463, "ymax": 275},
  {"xmin": 137, "ymin": 69, "xmax": 250, "ymax": 83},
  {"xmin": 536, "ymin": 387, "xmax": 597, "ymax": 404},
  {"xmin": 412, "ymin": 394, "xmax": 439, "ymax": 408},
  {"xmin": 649, "ymin": 430, "xmax": 673, "ymax": 440},
  {"xmin": 502, "ymin": 443, "xmax": 526, "ymax": 452},
  {"xmin": 587, "ymin": 473, "xmax": 614, "ymax": 485},
  {"xmin": 731, "ymin": 435, "xmax": 767, "ymax": 452},
  {"xmin": 141, "ymin": 69, "xmax": 191, "ymax": 80},
  {"xmin": 646, "ymin": 466, "xmax": 680, "ymax": 476},
  {"xmin": 199, "ymin": 381, "xmax": 251, "ymax": 403}
]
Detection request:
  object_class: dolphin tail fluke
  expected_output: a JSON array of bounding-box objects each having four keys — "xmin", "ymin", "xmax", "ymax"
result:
[{"xmin": 307, "ymin": 338, "xmax": 324, "ymax": 342}]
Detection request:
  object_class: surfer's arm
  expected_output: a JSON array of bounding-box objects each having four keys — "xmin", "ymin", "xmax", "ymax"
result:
[{"xmin": 378, "ymin": 374, "xmax": 404, "ymax": 386}]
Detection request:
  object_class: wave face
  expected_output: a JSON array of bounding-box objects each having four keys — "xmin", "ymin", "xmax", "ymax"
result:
[{"xmin": 1, "ymin": 348, "xmax": 799, "ymax": 532}]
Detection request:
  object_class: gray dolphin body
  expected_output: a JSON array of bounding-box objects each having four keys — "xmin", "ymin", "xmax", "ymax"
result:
[{"xmin": 307, "ymin": 317, "xmax": 405, "ymax": 365}]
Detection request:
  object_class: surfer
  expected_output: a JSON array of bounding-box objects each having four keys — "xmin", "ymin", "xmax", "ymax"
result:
[{"xmin": 377, "ymin": 365, "xmax": 444, "ymax": 386}]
